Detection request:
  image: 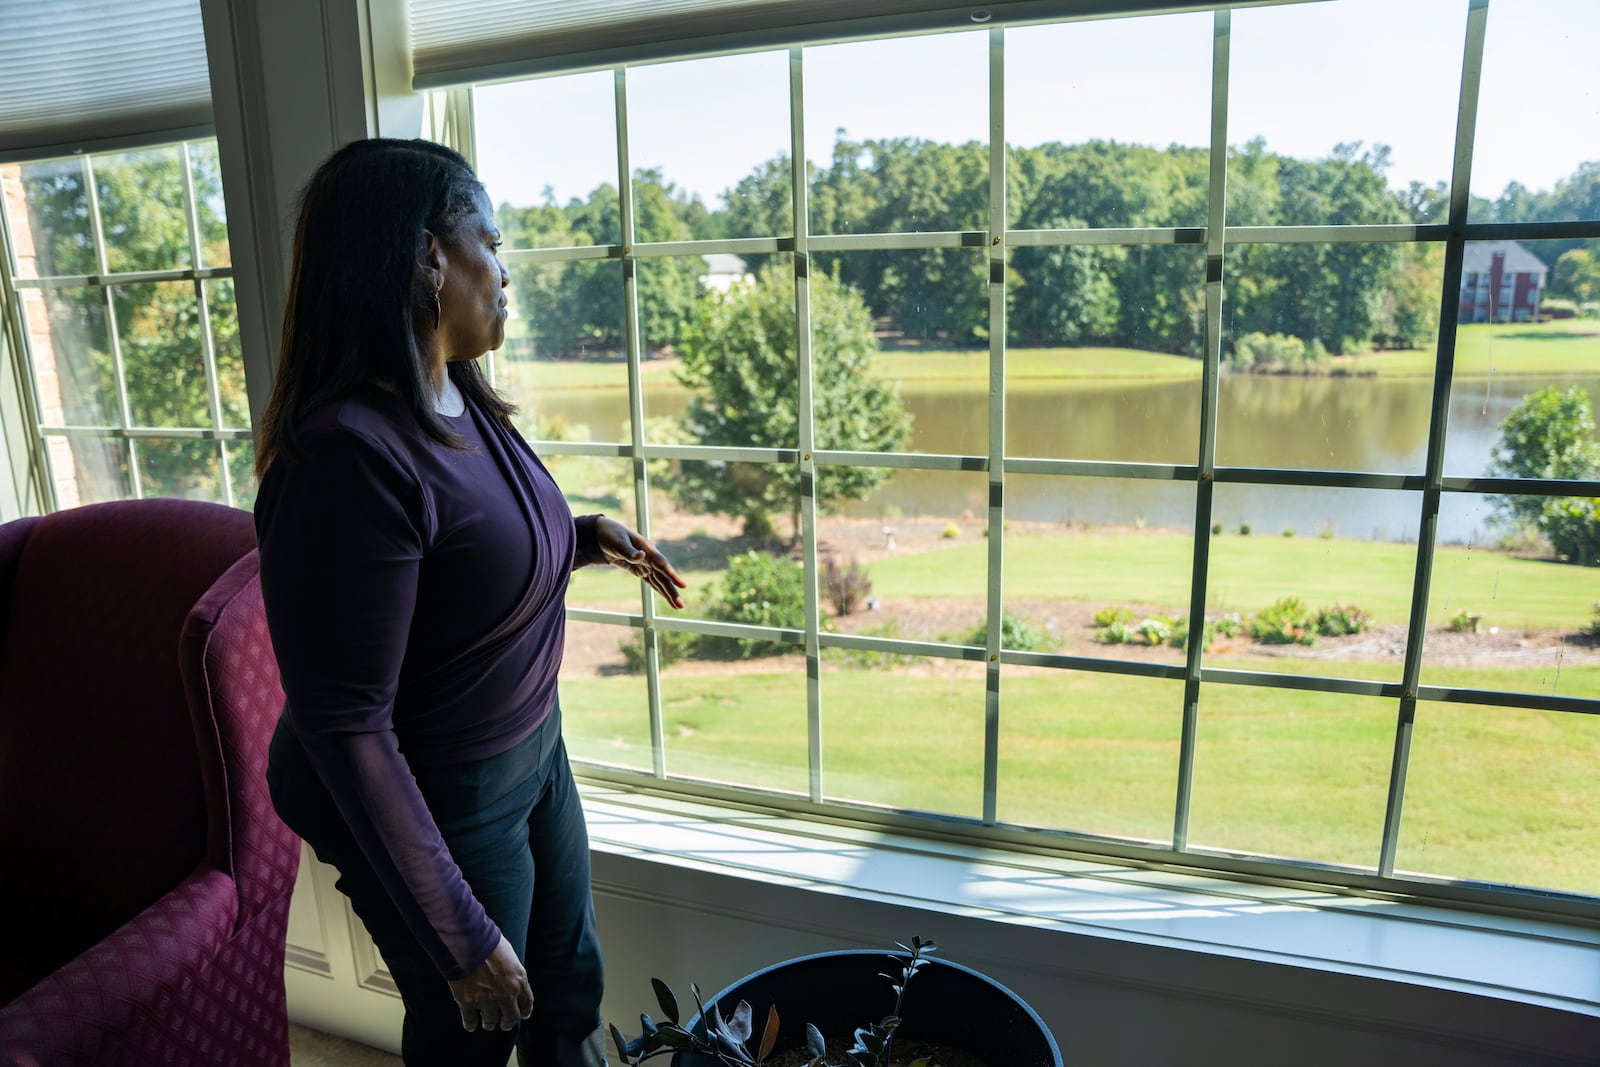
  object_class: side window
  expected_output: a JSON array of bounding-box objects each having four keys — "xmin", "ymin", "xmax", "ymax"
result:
[{"xmin": 1, "ymin": 141, "xmax": 253, "ymax": 510}]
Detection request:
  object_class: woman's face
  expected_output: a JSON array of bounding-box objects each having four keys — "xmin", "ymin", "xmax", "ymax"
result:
[{"xmin": 435, "ymin": 188, "xmax": 509, "ymax": 361}]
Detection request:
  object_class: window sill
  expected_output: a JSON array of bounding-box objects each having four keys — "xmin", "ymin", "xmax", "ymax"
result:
[{"xmin": 580, "ymin": 784, "xmax": 1598, "ymax": 1061}]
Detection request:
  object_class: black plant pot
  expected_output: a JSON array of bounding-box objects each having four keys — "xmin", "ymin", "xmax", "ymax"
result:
[{"xmin": 674, "ymin": 949, "xmax": 1061, "ymax": 1067}]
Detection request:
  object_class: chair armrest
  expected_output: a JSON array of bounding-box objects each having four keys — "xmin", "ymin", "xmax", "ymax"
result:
[{"xmin": 0, "ymin": 869, "xmax": 237, "ymax": 1065}]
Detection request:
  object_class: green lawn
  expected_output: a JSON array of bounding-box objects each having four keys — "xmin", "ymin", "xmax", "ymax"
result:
[
  {"xmin": 560, "ymin": 657, "xmax": 1599, "ymax": 895},
  {"xmin": 569, "ymin": 527, "xmax": 1597, "ymax": 631},
  {"xmin": 1352, "ymin": 320, "xmax": 1600, "ymax": 377}
]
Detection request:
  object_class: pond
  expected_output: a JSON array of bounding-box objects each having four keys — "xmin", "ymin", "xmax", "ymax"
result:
[{"xmin": 533, "ymin": 371, "xmax": 1600, "ymax": 544}]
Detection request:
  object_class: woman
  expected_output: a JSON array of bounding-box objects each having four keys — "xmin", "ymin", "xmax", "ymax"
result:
[{"xmin": 257, "ymin": 138, "xmax": 685, "ymax": 1066}]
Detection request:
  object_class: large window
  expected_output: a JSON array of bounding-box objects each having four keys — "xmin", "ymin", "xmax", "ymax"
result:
[
  {"xmin": 458, "ymin": 0, "xmax": 1600, "ymax": 912},
  {"xmin": 0, "ymin": 139, "xmax": 251, "ymax": 510}
]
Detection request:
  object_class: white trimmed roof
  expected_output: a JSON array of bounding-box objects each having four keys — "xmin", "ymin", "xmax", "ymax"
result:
[{"xmin": 1462, "ymin": 240, "xmax": 1548, "ymax": 275}]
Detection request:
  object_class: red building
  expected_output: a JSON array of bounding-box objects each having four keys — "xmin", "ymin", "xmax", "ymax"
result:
[{"xmin": 1458, "ymin": 240, "xmax": 1547, "ymax": 323}]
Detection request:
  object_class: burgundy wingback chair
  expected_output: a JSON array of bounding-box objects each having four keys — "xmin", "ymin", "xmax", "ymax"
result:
[{"xmin": 0, "ymin": 499, "xmax": 299, "ymax": 1066}]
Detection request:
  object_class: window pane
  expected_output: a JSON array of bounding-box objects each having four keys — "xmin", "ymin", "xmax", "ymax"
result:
[
  {"xmin": 1008, "ymin": 244, "xmax": 1205, "ymax": 463},
  {"xmin": 1222, "ymin": 240, "xmax": 1446, "ymax": 473},
  {"xmin": 113, "ymin": 282, "xmax": 207, "ymax": 428},
  {"xmin": 1229, "ymin": 0, "xmax": 1463, "ymax": 226},
  {"xmin": 628, "ymin": 51, "xmax": 791, "ymax": 241},
  {"xmin": 561, "ymin": 618, "xmax": 654, "ymax": 773},
  {"xmin": 95, "ymin": 146, "xmax": 191, "ymax": 273},
  {"xmin": 51, "ymin": 434, "xmax": 132, "ymax": 506},
  {"xmin": 1208, "ymin": 484, "xmax": 1421, "ymax": 684},
  {"xmin": 1423, "ymin": 492, "xmax": 1599, "ymax": 697},
  {"xmin": 475, "ymin": 71, "xmax": 621, "ymax": 246},
  {"xmin": 1470, "ymin": 0, "xmax": 1600, "ymax": 224},
  {"xmin": 649, "ymin": 458, "xmax": 812, "ymax": 595},
  {"xmin": 811, "ymin": 249, "xmax": 977, "ymax": 456},
  {"xmin": 207, "ymin": 278, "xmax": 250, "ymax": 431},
  {"xmin": 1400, "ymin": 703, "xmax": 1600, "ymax": 895},
  {"xmin": 658, "ymin": 651, "xmax": 809, "ymax": 795},
  {"xmin": 1007, "ymin": 12, "xmax": 1212, "ymax": 229},
  {"xmin": 829, "ymin": 468, "xmax": 989, "ymax": 607},
  {"xmin": 821, "ymin": 654, "xmax": 984, "ymax": 819},
  {"xmin": 1444, "ymin": 244, "xmax": 1597, "ymax": 475},
  {"xmin": 189, "ymin": 141, "xmax": 230, "ymax": 269},
  {"xmin": 5, "ymin": 158, "xmax": 95, "ymax": 278},
  {"xmin": 135, "ymin": 438, "xmax": 225, "ymax": 503},
  {"xmin": 22, "ymin": 286, "xmax": 116, "ymax": 426},
  {"xmin": 999, "ymin": 667, "xmax": 1181, "ymax": 843},
  {"xmin": 804, "ymin": 32, "xmax": 988, "ymax": 234},
  {"xmin": 656, "ymin": 258, "xmax": 796, "ymax": 450},
  {"xmin": 499, "ymin": 259, "xmax": 628, "ymax": 438},
  {"xmin": 638, "ymin": 253, "xmax": 720, "ymax": 430},
  {"xmin": 1190, "ymin": 687, "xmax": 1395, "ymax": 868},
  {"xmin": 1004, "ymin": 475, "xmax": 1196, "ymax": 667}
]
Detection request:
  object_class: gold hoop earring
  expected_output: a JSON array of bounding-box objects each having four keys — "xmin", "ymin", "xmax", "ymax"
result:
[{"xmin": 430, "ymin": 288, "xmax": 442, "ymax": 331}]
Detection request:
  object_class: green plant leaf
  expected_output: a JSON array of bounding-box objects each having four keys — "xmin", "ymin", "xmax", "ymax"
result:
[{"xmin": 652, "ymin": 977, "xmax": 680, "ymax": 1025}]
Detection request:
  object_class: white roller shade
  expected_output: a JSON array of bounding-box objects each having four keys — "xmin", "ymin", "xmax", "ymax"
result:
[
  {"xmin": 0, "ymin": 0, "xmax": 212, "ymax": 160},
  {"xmin": 410, "ymin": 0, "xmax": 1254, "ymax": 89}
]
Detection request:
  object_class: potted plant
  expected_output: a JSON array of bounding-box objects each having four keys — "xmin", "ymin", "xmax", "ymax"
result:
[{"xmin": 610, "ymin": 937, "xmax": 1062, "ymax": 1067}]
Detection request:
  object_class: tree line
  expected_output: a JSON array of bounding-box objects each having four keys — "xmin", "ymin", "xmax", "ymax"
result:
[{"xmin": 496, "ymin": 139, "xmax": 1600, "ymax": 362}]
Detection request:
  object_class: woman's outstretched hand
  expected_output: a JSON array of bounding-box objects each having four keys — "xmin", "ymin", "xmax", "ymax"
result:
[
  {"xmin": 595, "ymin": 516, "xmax": 688, "ymax": 609},
  {"xmin": 447, "ymin": 935, "xmax": 534, "ymax": 1032}
]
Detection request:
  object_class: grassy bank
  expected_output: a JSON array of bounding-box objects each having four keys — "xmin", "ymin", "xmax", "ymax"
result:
[
  {"xmin": 495, "ymin": 319, "xmax": 1597, "ymax": 393},
  {"xmin": 559, "ymin": 656, "xmax": 1599, "ymax": 895}
]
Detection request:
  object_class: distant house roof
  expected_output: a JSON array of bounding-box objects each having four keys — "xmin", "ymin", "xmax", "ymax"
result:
[
  {"xmin": 1462, "ymin": 240, "xmax": 1548, "ymax": 275},
  {"xmin": 701, "ymin": 253, "xmax": 749, "ymax": 277}
]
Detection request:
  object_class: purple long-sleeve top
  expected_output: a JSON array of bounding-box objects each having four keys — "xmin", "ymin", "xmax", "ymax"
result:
[{"xmin": 255, "ymin": 384, "xmax": 603, "ymax": 980}]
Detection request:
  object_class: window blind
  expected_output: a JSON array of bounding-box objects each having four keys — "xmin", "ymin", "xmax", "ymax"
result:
[
  {"xmin": 0, "ymin": 0, "xmax": 212, "ymax": 161},
  {"xmin": 409, "ymin": 0, "xmax": 1261, "ymax": 89}
]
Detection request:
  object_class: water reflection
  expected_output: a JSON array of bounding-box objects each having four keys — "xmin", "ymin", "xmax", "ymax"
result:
[{"xmin": 535, "ymin": 371, "xmax": 1600, "ymax": 543}]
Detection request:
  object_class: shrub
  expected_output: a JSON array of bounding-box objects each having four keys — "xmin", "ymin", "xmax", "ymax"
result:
[
  {"xmin": 941, "ymin": 522, "xmax": 961, "ymax": 539},
  {"xmin": 1582, "ymin": 601, "xmax": 1600, "ymax": 640},
  {"xmin": 968, "ymin": 611, "xmax": 1054, "ymax": 652},
  {"xmin": 1095, "ymin": 621, "xmax": 1134, "ymax": 645},
  {"xmin": 1238, "ymin": 523, "xmax": 1252, "ymax": 536},
  {"xmin": 1136, "ymin": 617, "xmax": 1173, "ymax": 646},
  {"xmin": 1093, "ymin": 606, "xmax": 1135, "ymax": 628},
  {"xmin": 1281, "ymin": 527, "xmax": 1295, "ymax": 538},
  {"xmin": 821, "ymin": 553, "xmax": 873, "ymax": 616},
  {"xmin": 1447, "ymin": 608, "xmax": 1482, "ymax": 634},
  {"xmin": 701, "ymin": 550, "xmax": 810, "ymax": 659},
  {"xmin": 1214, "ymin": 612, "xmax": 1246, "ymax": 638},
  {"xmin": 1314, "ymin": 602, "xmax": 1372, "ymax": 637},
  {"xmin": 1252, "ymin": 597, "xmax": 1316, "ymax": 645},
  {"xmin": 1539, "ymin": 497, "xmax": 1600, "ymax": 566},
  {"xmin": 1211, "ymin": 523, "xmax": 1223, "ymax": 535}
]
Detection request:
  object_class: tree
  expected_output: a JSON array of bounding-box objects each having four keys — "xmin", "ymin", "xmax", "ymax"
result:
[
  {"xmin": 1488, "ymin": 386, "xmax": 1600, "ymax": 558},
  {"xmin": 666, "ymin": 265, "xmax": 911, "ymax": 539},
  {"xmin": 1552, "ymin": 249, "xmax": 1600, "ymax": 306}
]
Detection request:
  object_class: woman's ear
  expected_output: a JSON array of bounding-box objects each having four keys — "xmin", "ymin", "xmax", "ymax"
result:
[{"xmin": 420, "ymin": 228, "xmax": 446, "ymax": 289}]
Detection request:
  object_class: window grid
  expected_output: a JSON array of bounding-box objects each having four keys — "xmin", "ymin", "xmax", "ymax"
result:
[
  {"xmin": 0, "ymin": 140, "xmax": 247, "ymax": 512},
  {"xmin": 463, "ymin": 2, "xmax": 1600, "ymax": 918}
]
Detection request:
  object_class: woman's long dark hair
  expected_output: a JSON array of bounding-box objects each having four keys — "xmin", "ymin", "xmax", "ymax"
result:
[{"xmin": 256, "ymin": 138, "xmax": 516, "ymax": 475}]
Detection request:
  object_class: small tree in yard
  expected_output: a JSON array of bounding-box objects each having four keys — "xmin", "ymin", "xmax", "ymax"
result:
[
  {"xmin": 1489, "ymin": 385, "xmax": 1600, "ymax": 564},
  {"xmin": 667, "ymin": 265, "xmax": 912, "ymax": 540}
]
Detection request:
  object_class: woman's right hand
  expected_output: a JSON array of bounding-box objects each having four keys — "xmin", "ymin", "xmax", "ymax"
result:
[{"xmin": 447, "ymin": 935, "xmax": 535, "ymax": 1031}]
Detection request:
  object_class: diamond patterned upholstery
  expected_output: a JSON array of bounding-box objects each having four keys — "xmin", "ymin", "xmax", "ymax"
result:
[{"xmin": 0, "ymin": 499, "xmax": 299, "ymax": 1066}]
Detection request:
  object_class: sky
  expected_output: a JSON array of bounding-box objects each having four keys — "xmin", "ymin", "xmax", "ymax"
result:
[{"xmin": 472, "ymin": 0, "xmax": 1599, "ymax": 214}]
